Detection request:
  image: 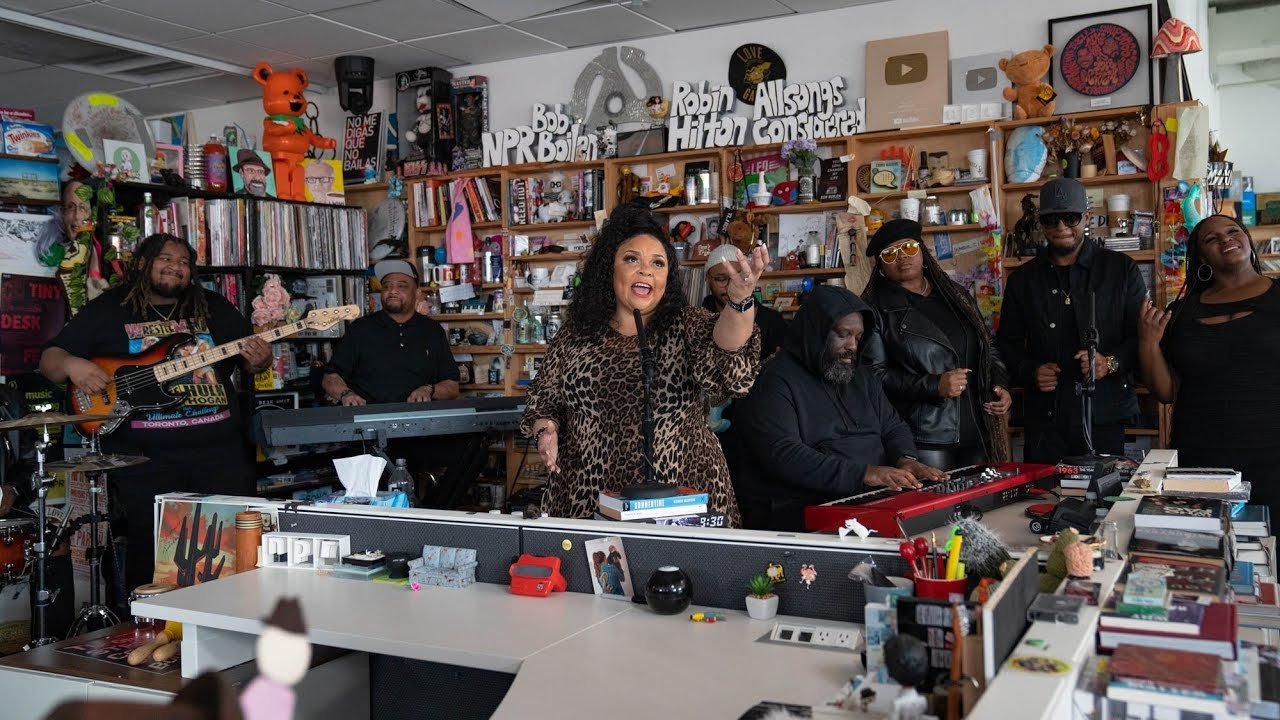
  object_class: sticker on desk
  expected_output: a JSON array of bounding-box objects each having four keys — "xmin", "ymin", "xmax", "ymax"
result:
[
  {"xmin": 1006, "ymin": 656, "xmax": 1071, "ymax": 674},
  {"xmin": 58, "ymin": 627, "xmax": 182, "ymax": 674}
]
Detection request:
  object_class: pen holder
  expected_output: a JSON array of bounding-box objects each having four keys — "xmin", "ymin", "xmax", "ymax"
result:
[{"xmin": 912, "ymin": 575, "xmax": 968, "ymax": 601}]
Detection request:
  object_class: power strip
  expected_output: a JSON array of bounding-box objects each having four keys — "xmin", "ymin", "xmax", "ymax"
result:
[{"xmin": 764, "ymin": 622, "xmax": 861, "ymax": 652}]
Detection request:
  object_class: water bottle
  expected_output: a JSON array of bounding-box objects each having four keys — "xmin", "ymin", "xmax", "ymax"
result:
[
  {"xmin": 388, "ymin": 458, "xmax": 413, "ymax": 501},
  {"xmin": 140, "ymin": 192, "xmax": 157, "ymax": 238}
]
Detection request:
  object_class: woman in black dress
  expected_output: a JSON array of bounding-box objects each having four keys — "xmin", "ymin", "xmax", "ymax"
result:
[
  {"xmin": 1139, "ymin": 215, "xmax": 1280, "ymax": 515},
  {"xmin": 860, "ymin": 219, "xmax": 1012, "ymax": 470}
]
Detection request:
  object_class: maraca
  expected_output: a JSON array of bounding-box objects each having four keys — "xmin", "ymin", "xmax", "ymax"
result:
[
  {"xmin": 899, "ymin": 541, "xmax": 923, "ymax": 577},
  {"xmin": 913, "ymin": 537, "xmax": 931, "ymax": 578}
]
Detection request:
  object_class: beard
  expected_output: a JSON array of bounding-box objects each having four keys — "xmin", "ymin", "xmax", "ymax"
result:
[
  {"xmin": 150, "ymin": 276, "xmax": 187, "ymax": 299},
  {"xmin": 1047, "ymin": 233, "xmax": 1084, "ymax": 257},
  {"xmin": 382, "ymin": 295, "xmax": 408, "ymax": 313},
  {"xmin": 821, "ymin": 347, "xmax": 857, "ymax": 385}
]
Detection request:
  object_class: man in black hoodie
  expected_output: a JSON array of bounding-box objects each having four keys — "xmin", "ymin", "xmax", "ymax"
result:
[{"xmin": 734, "ymin": 286, "xmax": 946, "ymax": 531}]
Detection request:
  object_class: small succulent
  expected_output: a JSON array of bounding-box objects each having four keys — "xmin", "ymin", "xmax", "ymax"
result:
[{"xmin": 748, "ymin": 574, "xmax": 776, "ymax": 599}]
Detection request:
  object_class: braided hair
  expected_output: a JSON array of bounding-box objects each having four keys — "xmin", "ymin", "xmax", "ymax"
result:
[
  {"xmin": 567, "ymin": 204, "xmax": 687, "ymax": 342},
  {"xmin": 122, "ymin": 233, "xmax": 207, "ymax": 321}
]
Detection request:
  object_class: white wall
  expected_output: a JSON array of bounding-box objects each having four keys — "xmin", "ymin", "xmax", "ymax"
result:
[
  {"xmin": 185, "ymin": 0, "xmax": 1155, "ymax": 146},
  {"xmin": 1217, "ymin": 83, "xmax": 1280, "ymax": 194}
]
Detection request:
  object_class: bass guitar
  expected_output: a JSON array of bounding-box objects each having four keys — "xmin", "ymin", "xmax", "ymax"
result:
[{"xmin": 68, "ymin": 305, "xmax": 360, "ymax": 437}]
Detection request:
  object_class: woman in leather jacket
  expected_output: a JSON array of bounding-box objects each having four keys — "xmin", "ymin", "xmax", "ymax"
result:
[{"xmin": 860, "ymin": 220, "xmax": 1012, "ymax": 469}]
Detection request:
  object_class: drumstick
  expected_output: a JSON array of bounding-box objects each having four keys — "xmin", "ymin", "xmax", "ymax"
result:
[
  {"xmin": 128, "ymin": 632, "xmax": 169, "ymax": 665},
  {"xmin": 151, "ymin": 641, "xmax": 180, "ymax": 663}
]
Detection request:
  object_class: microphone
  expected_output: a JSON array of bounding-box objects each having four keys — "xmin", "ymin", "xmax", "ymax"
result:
[
  {"xmin": 633, "ymin": 308, "xmax": 646, "ymax": 350},
  {"xmin": 633, "ymin": 309, "xmax": 656, "ymax": 373}
]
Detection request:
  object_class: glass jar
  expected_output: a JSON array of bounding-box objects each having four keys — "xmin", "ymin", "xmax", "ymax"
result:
[{"xmin": 922, "ymin": 196, "xmax": 945, "ymax": 226}]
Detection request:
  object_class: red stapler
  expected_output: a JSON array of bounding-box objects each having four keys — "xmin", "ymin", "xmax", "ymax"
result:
[{"xmin": 509, "ymin": 554, "xmax": 568, "ymax": 597}]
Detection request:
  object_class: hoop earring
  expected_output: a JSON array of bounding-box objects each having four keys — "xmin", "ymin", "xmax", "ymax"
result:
[{"xmin": 1196, "ymin": 264, "xmax": 1214, "ymax": 283}]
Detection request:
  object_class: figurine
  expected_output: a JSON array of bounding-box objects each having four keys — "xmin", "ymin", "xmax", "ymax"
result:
[
  {"xmin": 617, "ymin": 165, "xmax": 641, "ymax": 206},
  {"xmin": 1007, "ymin": 193, "xmax": 1041, "ymax": 257},
  {"xmin": 253, "ymin": 63, "xmax": 336, "ymax": 202},
  {"xmin": 239, "ymin": 597, "xmax": 310, "ymax": 720},
  {"xmin": 884, "ymin": 634, "xmax": 930, "ymax": 720},
  {"xmin": 725, "ymin": 209, "xmax": 762, "ymax": 253},
  {"xmin": 1063, "ymin": 540, "xmax": 1094, "ymax": 579},
  {"xmin": 404, "ymin": 86, "xmax": 433, "ymax": 153}
]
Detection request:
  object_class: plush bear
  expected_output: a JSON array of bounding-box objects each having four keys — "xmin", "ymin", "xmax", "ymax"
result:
[
  {"xmin": 999, "ymin": 45, "xmax": 1057, "ymax": 120},
  {"xmin": 253, "ymin": 63, "xmax": 336, "ymax": 202}
]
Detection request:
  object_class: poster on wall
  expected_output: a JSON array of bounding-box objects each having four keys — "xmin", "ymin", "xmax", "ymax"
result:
[
  {"xmin": 950, "ymin": 51, "xmax": 1012, "ymax": 117},
  {"xmin": 0, "ymin": 273, "xmax": 65, "ymax": 375},
  {"xmin": 229, "ymin": 147, "xmax": 275, "ymax": 198},
  {"xmin": 301, "ymin": 158, "xmax": 345, "ymax": 205},
  {"xmin": 341, "ymin": 111, "xmax": 384, "ymax": 185},
  {"xmin": 865, "ymin": 31, "xmax": 950, "ymax": 131},
  {"xmin": 1048, "ymin": 5, "xmax": 1154, "ymax": 114}
]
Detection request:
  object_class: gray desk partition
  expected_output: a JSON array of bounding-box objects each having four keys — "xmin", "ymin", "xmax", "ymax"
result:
[{"xmin": 520, "ymin": 526, "xmax": 910, "ymax": 624}]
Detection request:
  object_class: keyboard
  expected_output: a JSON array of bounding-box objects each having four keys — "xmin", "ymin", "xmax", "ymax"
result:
[{"xmin": 261, "ymin": 397, "xmax": 526, "ymax": 447}]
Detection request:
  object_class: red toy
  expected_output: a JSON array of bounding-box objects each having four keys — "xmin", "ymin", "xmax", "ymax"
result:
[
  {"xmin": 252, "ymin": 63, "xmax": 336, "ymax": 202},
  {"xmin": 508, "ymin": 554, "xmax": 567, "ymax": 597}
]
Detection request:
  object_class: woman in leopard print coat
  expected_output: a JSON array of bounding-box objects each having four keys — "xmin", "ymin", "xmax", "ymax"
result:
[{"xmin": 521, "ymin": 205, "xmax": 769, "ymax": 526}]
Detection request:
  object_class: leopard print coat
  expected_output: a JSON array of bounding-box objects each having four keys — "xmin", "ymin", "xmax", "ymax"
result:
[{"xmin": 520, "ymin": 306, "xmax": 760, "ymax": 526}]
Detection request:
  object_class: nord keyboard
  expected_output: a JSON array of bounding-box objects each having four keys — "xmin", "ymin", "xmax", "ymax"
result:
[
  {"xmin": 261, "ymin": 397, "xmax": 526, "ymax": 447},
  {"xmin": 804, "ymin": 463, "xmax": 1057, "ymax": 537}
]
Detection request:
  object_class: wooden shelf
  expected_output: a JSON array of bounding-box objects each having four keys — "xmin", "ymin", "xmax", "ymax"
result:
[
  {"xmin": 1253, "ymin": 225, "xmax": 1280, "ymax": 237},
  {"xmin": 998, "ymin": 105, "xmax": 1147, "ymax": 130},
  {"xmin": 0, "ymin": 153, "xmax": 57, "ymax": 164},
  {"xmin": 1001, "ymin": 248, "xmax": 1156, "ymax": 268},
  {"xmin": 412, "ymin": 219, "xmax": 502, "ymax": 233},
  {"xmin": 432, "ymin": 312, "xmax": 503, "ymax": 321},
  {"xmin": 1002, "ymin": 174, "xmax": 1147, "ymax": 192},
  {"xmin": 922, "ymin": 224, "xmax": 983, "ymax": 234},
  {"xmin": 514, "ymin": 344, "xmax": 548, "ymax": 352},
  {"xmin": 0, "ymin": 196, "xmax": 57, "ymax": 206},
  {"xmin": 451, "ymin": 345, "xmax": 504, "ymax": 354},
  {"xmin": 1126, "ymin": 428, "xmax": 1160, "ymax": 437},
  {"xmin": 460, "ymin": 383, "xmax": 504, "ymax": 391},
  {"xmin": 853, "ymin": 120, "xmax": 999, "ymax": 142},
  {"xmin": 513, "ymin": 251, "xmax": 583, "ymax": 262},
  {"xmin": 509, "ymin": 219, "xmax": 595, "ymax": 233},
  {"xmin": 344, "ymin": 182, "xmax": 388, "ymax": 193},
  {"xmin": 857, "ymin": 184, "xmax": 985, "ymax": 202},
  {"xmin": 479, "ymin": 282, "xmax": 505, "ymax": 290},
  {"xmin": 513, "ymin": 286, "xmax": 567, "ymax": 294},
  {"xmin": 761, "ymin": 267, "xmax": 845, "ymax": 279},
  {"xmin": 750, "ymin": 200, "xmax": 848, "ymax": 215},
  {"xmin": 654, "ymin": 203, "xmax": 723, "ymax": 215}
]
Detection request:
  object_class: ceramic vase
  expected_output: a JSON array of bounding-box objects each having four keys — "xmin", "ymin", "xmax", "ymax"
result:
[
  {"xmin": 745, "ymin": 594, "xmax": 778, "ymax": 620},
  {"xmin": 797, "ymin": 173, "xmax": 816, "ymax": 204},
  {"xmin": 1063, "ymin": 150, "xmax": 1081, "ymax": 179},
  {"xmin": 644, "ymin": 566, "xmax": 693, "ymax": 615}
]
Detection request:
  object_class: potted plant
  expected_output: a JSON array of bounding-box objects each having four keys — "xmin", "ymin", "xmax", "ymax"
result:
[{"xmin": 746, "ymin": 574, "xmax": 779, "ymax": 620}]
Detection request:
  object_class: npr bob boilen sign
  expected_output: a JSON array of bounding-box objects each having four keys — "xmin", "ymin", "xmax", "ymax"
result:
[
  {"xmin": 667, "ymin": 77, "xmax": 864, "ymax": 152},
  {"xmin": 481, "ymin": 103, "xmax": 598, "ymax": 167}
]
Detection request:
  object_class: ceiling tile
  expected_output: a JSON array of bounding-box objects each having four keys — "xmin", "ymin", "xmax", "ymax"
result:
[
  {"xmin": 45, "ymin": 3, "xmax": 205, "ymax": 44},
  {"xmin": 116, "ymin": 86, "xmax": 228, "ymax": 116},
  {"xmin": 629, "ymin": 0, "xmax": 792, "ymax": 31},
  {"xmin": 0, "ymin": 0, "xmax": 85, "ymax": 12},
  {"xmin": 31, "ymin": 102, "xmax": 66, "ymax": 125},
  {"xmin": 170, "ymin": 34, "xmax": 303, "ymax": 68},
  {"xmin": 103, "ymin": 0, "xmax": 300, "ymax": 34},
  {"xmin": 222, "ymin": 15, "xmax": 387, "ymax": 57},
  {"xmin": 150, "ymin": 73, "xmax": 262, "ymax": 103},
  {"xmin": 322, "ymin": 0, "xmax": 490, "ymax": 43},
  {"xmin": 0, "ymin": 66, "xmax": 139, "ymax": 106},
  {"xmin": 0, "ymin": 55, "xmax": 38, "ymax": 72},
  {"xmin": 314, "ymin": 43, "xmax": 461, "ymax": 77},
  {"xmin": 0, "ymin": 19, "xmax": 136, "ymax": 64},
  {"xmin": 268, "ymin": 0, "xmax": 365, "ymax": 11},
  {"xmin": 455, "ymin": 0, "xmax": 582, "ymax": 23},
  {"xmin": 775, "ymin": 0, "xmax": 887, "ymax": 10},
  {"xmin": 408, "ymin": 25, "xmax": 561, "ymax": 64},
  {"xmin": 514, "ymin": 5, "xmax": 668, "ymax": 47}
]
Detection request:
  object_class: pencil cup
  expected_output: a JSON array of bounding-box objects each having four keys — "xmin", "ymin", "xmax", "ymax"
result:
[{"xmin": 912, "ymin": 575, "xmax": 968, "ymax": 601}]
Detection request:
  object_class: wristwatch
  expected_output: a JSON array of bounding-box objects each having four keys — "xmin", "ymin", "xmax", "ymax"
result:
[
  {"xmin": 726, "ymin": 294, "xmax": 756, "ymax": 313},
  {"xmin": 1105, "ymin": 355, "xmax": 1119, "ymax": 374}
]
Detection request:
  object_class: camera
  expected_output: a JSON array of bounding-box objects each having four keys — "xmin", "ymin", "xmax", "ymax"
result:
[{"xmin": 334, "ymin": 56, "xmax": 375, "ymax": 115}]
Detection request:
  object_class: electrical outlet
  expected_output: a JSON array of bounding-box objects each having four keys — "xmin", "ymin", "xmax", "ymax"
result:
[{"xmin": 766, "ymin": 623, "xmax": 861, "ymax": 652}]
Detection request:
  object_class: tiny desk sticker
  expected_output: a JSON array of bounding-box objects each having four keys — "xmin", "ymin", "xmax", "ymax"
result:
[
  {"xmin": 561, "ymin": 539, "xmax": 572, "ymax": 551},
  {"xmin": 800, "ymin": 563, "xmax": 817, "ymax": 589},
  {"xmin": 766, "ymin": 563, "xmax": 786, "ymax": 584},
  {"xmin": 1008, "ymin": 656, "xmax": 1071, "ymax": 674}
]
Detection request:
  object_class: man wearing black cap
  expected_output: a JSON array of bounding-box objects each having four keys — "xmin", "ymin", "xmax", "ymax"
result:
[
  {"xmin": 996, "ymin": 177, "xmax": 1147, "ymax": 462},
  {"xmin": 322, "ymin": 259, "xmax": 459, "ymax": 406}
]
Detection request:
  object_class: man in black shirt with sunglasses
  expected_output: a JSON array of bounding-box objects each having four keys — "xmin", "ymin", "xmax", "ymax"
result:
[{"xmin": 996, "ymin": 177, "xmax": 1146, "ymax": 462}]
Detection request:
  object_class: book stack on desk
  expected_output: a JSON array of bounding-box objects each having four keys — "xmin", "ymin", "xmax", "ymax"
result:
[
  {"xmin": 1099, "ymin": 553, "xmax": 1235, "ymax": 659},
  {"xmin": 1105, "ymin": 645, "xmax": 1243, "ymax": 717},
  {"xmin": 595, "ymin": 488, "xmax": 727, "ymax": 526}
]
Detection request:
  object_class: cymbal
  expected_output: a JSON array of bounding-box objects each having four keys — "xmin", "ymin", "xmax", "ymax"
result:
[
  {"xmin": 0, "ymin": 412, "xmax": 110, "ymax": 430},
  {"xmin": 47, "ymin": 454, "xmax": 150, "ymax": 472}
]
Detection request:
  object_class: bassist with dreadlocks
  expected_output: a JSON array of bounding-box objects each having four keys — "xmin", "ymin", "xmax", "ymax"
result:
[{"xmin": 39, "ymin": 233, "xmax": 271, "ymax": 603}]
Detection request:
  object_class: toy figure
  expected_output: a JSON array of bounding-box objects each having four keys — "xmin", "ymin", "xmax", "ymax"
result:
[
  {"xmin": 253, "ymin": 63, "xmax": 336, "ymax": 202},
  {"xmin": 240, "ymin": 597, "xmax": 311, "ymax": 720},
  {"xmin": 884, "ymin": 634, "xmax": 930, "ymax": 720},
  {"xmin": 1007, "ymin": 193, "xmax": 1041, "ymax": 257},
  {"xmin": 617, "ymin": 165, "xmax": 641, "ymax": 206},
  {"xmin": 1000, "ymin": 45, "xmax": 1057, "ymax": 120}
]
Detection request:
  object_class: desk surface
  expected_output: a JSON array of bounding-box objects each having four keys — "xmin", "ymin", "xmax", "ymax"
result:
[{"xmin": 133, "ymin": 570, "xmax": 630, "ymax": 674}]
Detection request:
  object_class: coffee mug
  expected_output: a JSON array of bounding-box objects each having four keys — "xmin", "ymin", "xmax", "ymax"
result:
[
  {"xmin": 967, "ymin": 148, "xmax": 987, "ymax": 179},
  {"xmin": 528, "ymin": 267, "xmax": 550, "ymax": 288},
  {"xmin": 899, "ymin": 198, "xmax": 921, "ymax": 221},
  {"xmin": 432, "ymin": 265, "xmax": 456, "ymax": 286}
]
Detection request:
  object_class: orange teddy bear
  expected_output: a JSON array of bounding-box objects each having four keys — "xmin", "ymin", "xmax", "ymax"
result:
[
  {"xmin": 252, "ymin": 63, "xmax": 336, "ymax": 202},
  {"xmin": 999, "ymin": 45, "xmax": 1057, "ymax": 120}
]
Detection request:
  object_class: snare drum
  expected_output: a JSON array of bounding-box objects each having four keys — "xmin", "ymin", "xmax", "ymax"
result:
[
  {"xmin": 0, "ymin": 519, "xmax": 34, "ymax": 579},
  {"xmin": 130, "ymin": 582, "xmax": 177, "ymax": 630}
]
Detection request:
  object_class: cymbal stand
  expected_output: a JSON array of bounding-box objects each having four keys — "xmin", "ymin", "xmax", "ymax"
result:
[
  {"xmin": 68, "ymin": 431, "xmax": 119, "ymax": 636},
  {"xmin": 24, "ymin": 423, "xmax": 59, "ymax": 649}
]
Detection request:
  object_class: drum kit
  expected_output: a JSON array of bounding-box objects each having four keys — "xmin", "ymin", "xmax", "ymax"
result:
[{"xmin": 0, "ymin": 411, "xmax": 149, "ymax": 647}]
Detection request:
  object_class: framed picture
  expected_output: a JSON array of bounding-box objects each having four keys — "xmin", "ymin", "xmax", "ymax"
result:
[
  {"xmin": 102, "ymin": 138, "xmax": 146, "ymax": 181},
  {"xmin": 583, "ymin": 536, "xmax": 633, "ymax": 600},
  {"xmin": 301, "ymin": 158, "xmax": 345, "ymax": 205},
  {"xmin": 435, "ymin": 102, "xmax": 454, "ymax": 141},
  {"xmin": 1049, "ymin": 5, "xmax": 1154, "ymax": 115},
  {"xmin": 155, "ymin": 142, "xmax": 183, "ymax": 179},
  {"xmin": 229, "ymin": 146, "xmax": 276, "ymax": 198}
]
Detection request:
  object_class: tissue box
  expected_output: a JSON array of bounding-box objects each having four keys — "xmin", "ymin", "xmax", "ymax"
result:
[
  {"xmin": 3, "ymin": 120, "xmax": 55, "ymax": 158},
  {"xmin": 408, "ymin": 544, "xmax": 478, "ymax": 588}
]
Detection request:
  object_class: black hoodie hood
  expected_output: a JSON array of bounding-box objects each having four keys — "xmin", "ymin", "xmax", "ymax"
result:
[{"xmin": 785, "ymin": 285, "xmax": 877, "ymax": 376}]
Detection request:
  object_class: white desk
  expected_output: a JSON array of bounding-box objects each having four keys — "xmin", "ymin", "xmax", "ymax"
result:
[{"xmin": 133, "ymin": 569, "xmax": 861, "ymax": 719}]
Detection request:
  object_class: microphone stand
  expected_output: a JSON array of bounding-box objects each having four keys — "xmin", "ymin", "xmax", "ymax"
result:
[
  {"xmin": 621, "ymin": 309, "xmax": 676, "ymax": 500},
  {"xmin": 1077, "ymin": 292, "xmax": 1098, "ymax": 456}
]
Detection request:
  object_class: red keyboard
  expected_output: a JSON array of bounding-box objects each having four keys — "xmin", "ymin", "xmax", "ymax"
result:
[{"xmin": 803, "ymin": 463, "xmax": 1057, "ymax": 537}]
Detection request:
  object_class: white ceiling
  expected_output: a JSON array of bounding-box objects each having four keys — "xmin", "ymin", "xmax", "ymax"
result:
[{"xmin": 0, "ymin": 0, "xmax": 888, "ymax": 126}]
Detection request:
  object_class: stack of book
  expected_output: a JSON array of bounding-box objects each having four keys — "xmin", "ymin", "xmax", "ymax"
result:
[
  {"xmin": 595, "ymin": 488, "xmax": 726, "ymax": 527},
  {"xmin": 1099, "ymin": 553, "xmax": 1234, "ymax": 658},
  {"xmin": 1105, "ymin": 645, "xmax": 1245, "ymax": 716}
]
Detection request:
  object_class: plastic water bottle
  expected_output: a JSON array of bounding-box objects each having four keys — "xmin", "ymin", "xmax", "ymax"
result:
[{"xmin": 388, "ymin": 458, "xmax": 413, "ymax": 501}]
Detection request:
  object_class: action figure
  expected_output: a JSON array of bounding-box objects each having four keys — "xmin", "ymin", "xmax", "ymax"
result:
[{"xmin": 885, "ymin": 634, "xmax": 930, "ymax": 720}]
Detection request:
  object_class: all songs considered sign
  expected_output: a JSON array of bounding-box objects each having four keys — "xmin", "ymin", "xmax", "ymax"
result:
[{"xmin": 0, "ymin": 273, "xmax": 64, "ymax": 375}]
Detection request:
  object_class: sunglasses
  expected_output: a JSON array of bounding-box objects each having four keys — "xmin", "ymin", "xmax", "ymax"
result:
[
  {"xmin": 1038, "ymin": 212, "xmax": 1083, "ymax": 228},
  {"xmin": 879, "ymin": 240, "xmax": 921, "ymax": 264}
]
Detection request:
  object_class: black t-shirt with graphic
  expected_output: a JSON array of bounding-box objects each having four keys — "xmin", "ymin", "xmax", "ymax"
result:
[{"xmin": 49, "ymin": 286, "xmax": 252, "ymax": 467}]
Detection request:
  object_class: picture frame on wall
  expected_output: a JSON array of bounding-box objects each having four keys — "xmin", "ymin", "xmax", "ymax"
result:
[{"xmin": 1048, "ymin": 4, "xmax": 1154, "ymax": 115}]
